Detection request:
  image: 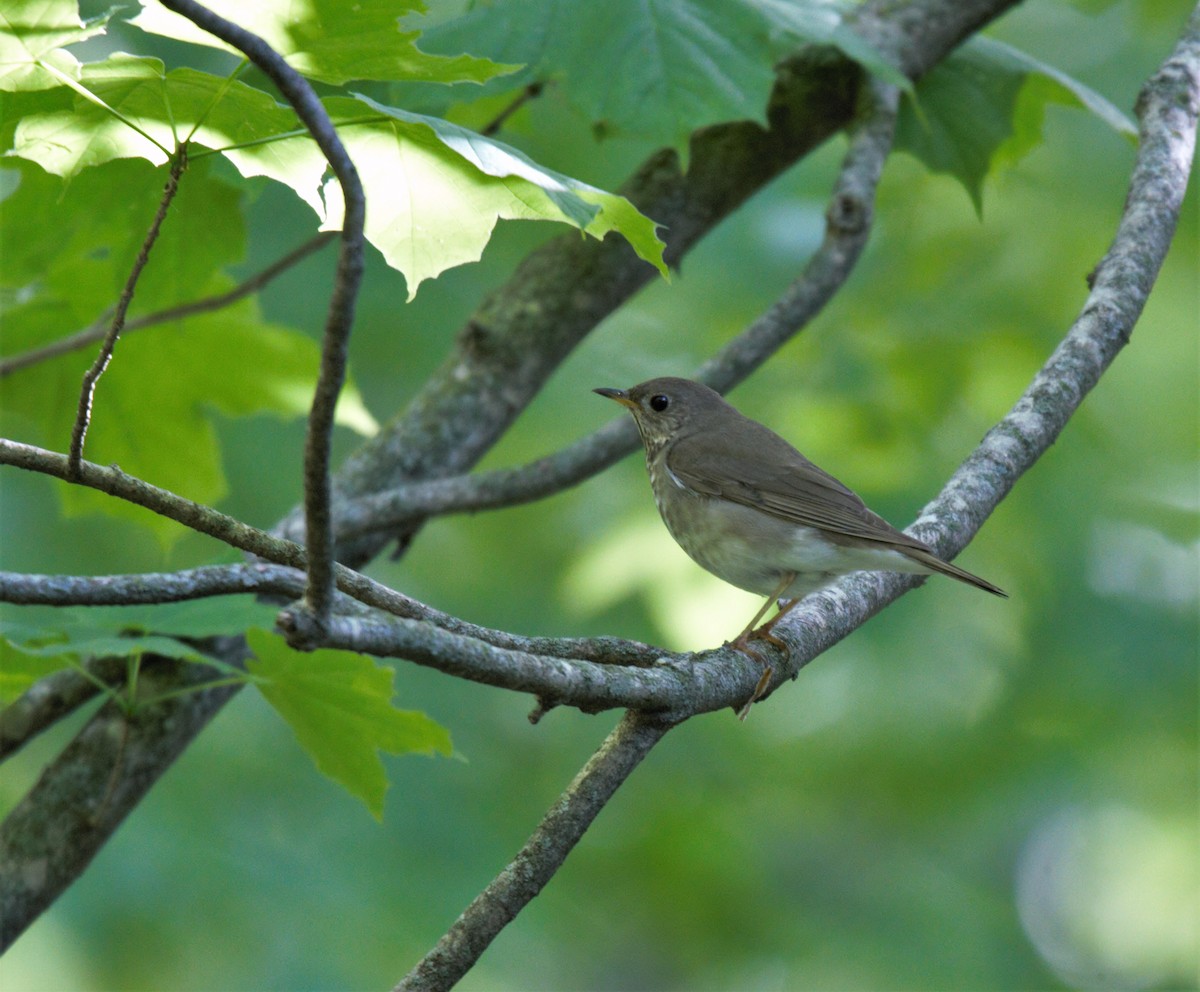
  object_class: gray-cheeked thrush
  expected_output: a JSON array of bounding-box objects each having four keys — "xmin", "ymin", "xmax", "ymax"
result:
[{"xmin": 595, "ymin": 377, "xmax": 1006, "ymax": 717}]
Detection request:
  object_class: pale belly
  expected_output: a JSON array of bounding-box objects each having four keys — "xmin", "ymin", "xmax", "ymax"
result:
[{"xmin": 655, "ymin": 485, "xmax": 929, "ymax": 599}]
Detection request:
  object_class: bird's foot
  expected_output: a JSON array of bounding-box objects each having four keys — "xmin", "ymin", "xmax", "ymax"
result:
[{"xmin": 727, "ymin": 627, "xmax": 787, "ymax": 721}]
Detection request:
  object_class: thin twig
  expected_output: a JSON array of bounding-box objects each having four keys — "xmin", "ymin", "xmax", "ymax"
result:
[
  {"xmin": 395, "ymin": 710, "xmax": 675, "ymax": 992},
  {"xmin": 67, "ymin": 149, "xmax": 188, "ymax": 478},
  {"xmin": 0, "ymin": 233, "xmax": 335, "ymax": 379},
  {"xmin": 480, "ymin": 81, "xmax": 545, "ymax": 136},
  {"xmin": 157, "ymin": 0, "xmax": 366, "ymax": 622},
  {"xmin": 333, "ymin": 80, "xmax": 901, "ymax": 540}
]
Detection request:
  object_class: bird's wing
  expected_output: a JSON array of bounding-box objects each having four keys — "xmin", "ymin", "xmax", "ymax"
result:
[{"xmin": 664, "ymin": 422, "xmax": 930, "ymax": 553}]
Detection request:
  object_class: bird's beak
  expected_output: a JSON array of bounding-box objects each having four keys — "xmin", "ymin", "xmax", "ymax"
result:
[{"xmin": 593, "ymin": 387, "xmax": 637, "ymax": 409}]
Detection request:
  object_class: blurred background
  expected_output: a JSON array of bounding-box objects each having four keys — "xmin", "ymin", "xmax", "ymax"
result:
[{"xmin": 1, "ymin": 0, "xmax": 1196, "ymax": 988}]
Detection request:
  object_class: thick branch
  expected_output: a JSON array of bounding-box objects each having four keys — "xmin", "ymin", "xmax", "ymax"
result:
[
  {"xmin": 395, "ymin": 710, "xmax": 674, "ymax": 992},
  {"xmin": 156, "ymin": 0, "xmax": 366, "ymax": 619},
  {"xmin": 0, "ymin": 651, "xmax": 242, "ymax": 953}
]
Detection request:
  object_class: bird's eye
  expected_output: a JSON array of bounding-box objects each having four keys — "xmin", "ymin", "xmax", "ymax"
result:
[{"xmin": 649, "ymin": 394, "xmax": 670, "ymax": 412}]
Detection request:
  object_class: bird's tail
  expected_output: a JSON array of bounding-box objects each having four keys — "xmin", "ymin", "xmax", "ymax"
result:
[{"xmin": 903, "ymin": 547, "xmax": 1007, "ymax": 597}]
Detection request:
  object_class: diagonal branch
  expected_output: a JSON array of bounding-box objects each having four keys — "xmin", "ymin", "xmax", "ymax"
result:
[
  {"xmin": 750, "ymin": 3, "xmax": 1200, "ymax": 699},
  {"xmin": 0, "ymin": 657, "xmax": 129, "ymax": 762},
  {"xmin": 394, "ymin": 710, "xmax": 676, "ymax": 992},
  {"xmin": 386, "ymin": 23, "xmax": 1198, "ymax": 982},
  {"xmin": 333, "ymin": 79, "xmax": 901, "ymax": 539},
  {"xmin": 67, "ymin": 149, "xmax": 187, "ymax": 478},
  {"xmin": 0, "ymin": 232, "xmax": 335, "ymax": 379},
  {"xmin": 156, "ymin": 0, "xmax": 366, "ymax": 621}
]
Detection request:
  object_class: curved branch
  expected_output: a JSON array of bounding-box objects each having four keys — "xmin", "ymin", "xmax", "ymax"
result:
[
  {"xmin": 0, "ymin": 455, "xmax": 664, "ymax": 671},
  {"xmin": 750, "ymin": 5, "xmax": 1200, "ymax": 698},
  {"xmin": 383, "ymin": 30, "xmax": 1200, "ymax": 982},
  {"xmin": 0, "ymin": 438, "xmax": 309, "ymax": 568},
  {"xmin": 156, "ymin": 0, "xmax": 366, "ymax": 620},
  {"xmin": 395, "ymin": 710, "xmax": 675, "ymax": 992},
  {"xmin": 334, "ymin": 79, "xmax": 901, "ymax": 539},
  {"xmin": 0, "ymin": 233, "xmax": 335, "ymax": 379}
]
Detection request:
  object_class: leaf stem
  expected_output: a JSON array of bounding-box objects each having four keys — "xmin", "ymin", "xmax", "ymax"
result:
[{"xmin": 35, "ymin": 57, "xmax": 173, "ymax": 159}]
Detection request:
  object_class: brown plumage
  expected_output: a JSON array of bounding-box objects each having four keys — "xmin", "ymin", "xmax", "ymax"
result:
[{"xmin": 596, "ymin": 377, "xmax": 1005, "ymax": 716}]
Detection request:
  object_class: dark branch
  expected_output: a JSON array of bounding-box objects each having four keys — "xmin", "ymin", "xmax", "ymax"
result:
[
  {"xmin": 156, "ymin": 0, "xmax": 366, "ymax": 621},
  {"xmin": 67, "ymin": 149, "xmax": 187, "ymax": 477},
  {"xmin": 0, "ymin": 233, "xmax": 335, "ymax": 379},
  {"xmin": 395, "ymin": 710, "xmax": 675, "ymax": 992},
  {"xmin": 480, "ymin": 81, "xmax": 545, "ymax": 136}
]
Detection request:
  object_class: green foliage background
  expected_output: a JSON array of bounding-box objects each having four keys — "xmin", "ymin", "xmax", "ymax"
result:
[{"xmin": 1, "ymin": 1, "xmax": 1197, "ymax": 989}]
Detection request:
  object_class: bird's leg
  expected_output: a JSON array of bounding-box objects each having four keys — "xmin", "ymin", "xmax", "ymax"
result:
[{"xmin": 728, "ymin": 573, "xmax": 798, "ymax": 720}]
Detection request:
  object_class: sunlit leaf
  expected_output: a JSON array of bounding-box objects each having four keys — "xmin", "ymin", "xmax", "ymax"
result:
[
  {"xmin": 322, "ymin": 95, "xmax": 667, "ymax": 297},
  {"xmin": 0, "ymin": 0, "xmax": 110, "ymax": 92},
  {"xmin": 130, "ymin": 0, "xmax": 517, "ymax": 87},
  {"xmin": 246, "ymin": 629, "xmax": 453, "ymax": 820}
]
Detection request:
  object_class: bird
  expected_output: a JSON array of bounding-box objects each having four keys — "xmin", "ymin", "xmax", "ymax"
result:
[{"xmin": 595, "ymin": 376, "xmax": 1005, "ymax": 717}]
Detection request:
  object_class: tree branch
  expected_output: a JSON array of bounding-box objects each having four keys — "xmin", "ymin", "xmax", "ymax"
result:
[
  {"xmin": 0, "ymin": 232, "xmax": 335, "ymax": 379},
  {"xmin": 333, "ymin": 79, "xmax": 901, "ymax": 539},
  {"xmin": 156, "ymin": 0, "xmax": 366, "ymax": 621},
  {"xmin": 0, "ymin": 562, "xmax": 306, "ymax": 606},
  {"xmin": 67, "ymin": 148, "xmax": 187, "ymax": 477},
  {"xmin": 394, "ymin": 710, "xmax": 675, "ymax": 992}
]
